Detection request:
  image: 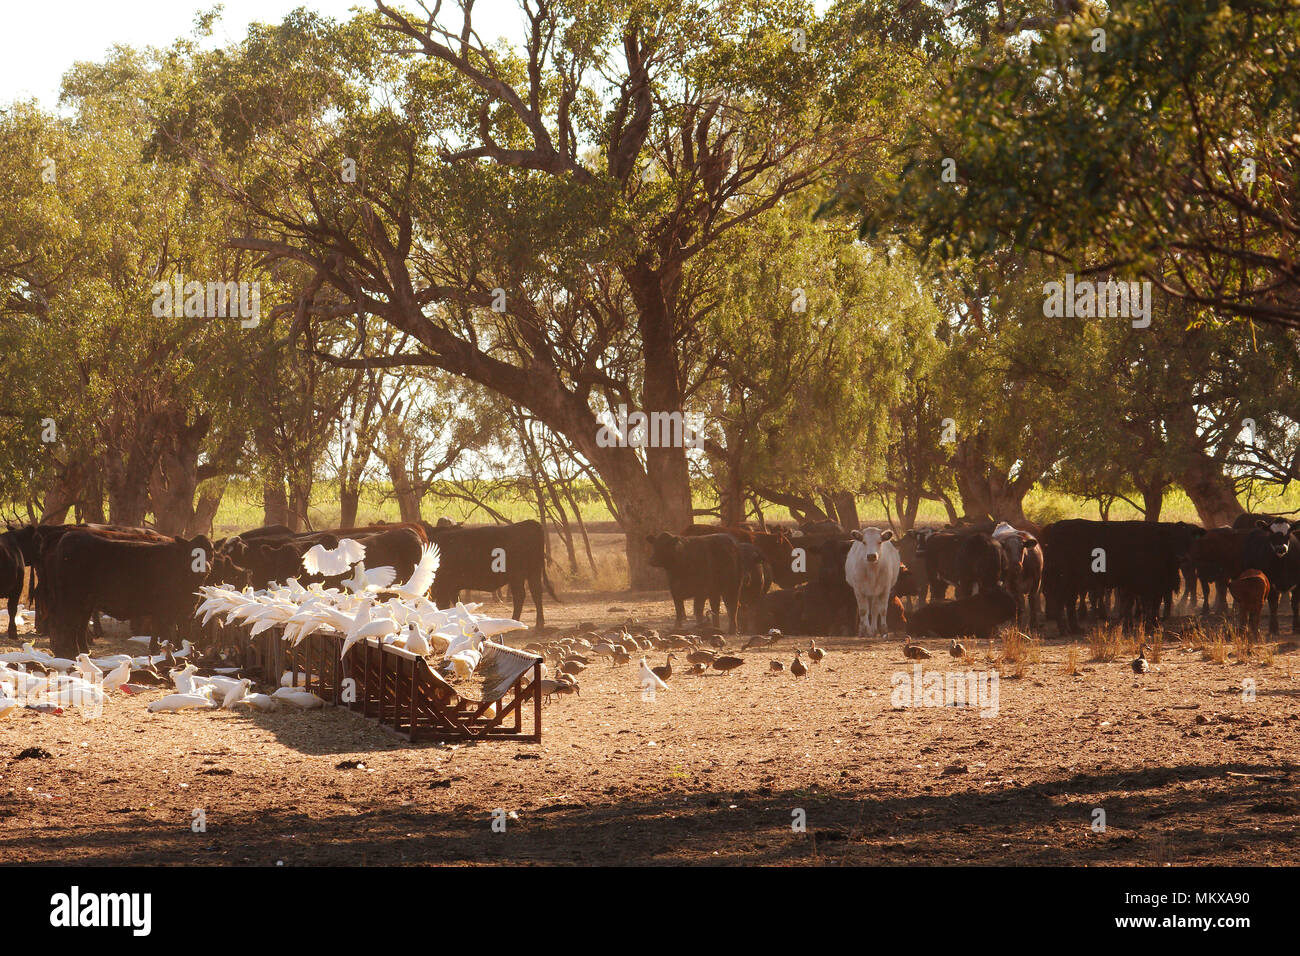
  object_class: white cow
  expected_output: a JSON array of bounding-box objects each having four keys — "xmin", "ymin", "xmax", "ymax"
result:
[{"xmin": 844, "ymin": 527, "xmax": 901, "ymax": 637}]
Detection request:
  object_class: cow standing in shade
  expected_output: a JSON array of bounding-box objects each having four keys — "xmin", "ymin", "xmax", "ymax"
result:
[
  {"xmin": 646, "ymin": 532, "xmax": 741, "ymax": 634},
  {"xmin": 1242, "ymin": 518, "xmax": 1300, "ymax": 635},
  {"xmin": 844, "ymin": 527, "xmax": 901, "ymax": 637}
]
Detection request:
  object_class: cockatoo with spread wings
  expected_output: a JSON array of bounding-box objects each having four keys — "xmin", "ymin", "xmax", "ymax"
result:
[
  {"xmin": 342, "ymin": 561, "xmax": 397, "ymax": 594},
  {"xmin": 302, "ymin": 538, "xmax": 367, "ymax": 577},
  {"xmin": 390, "ymin": 543, "xmax": 440, "ymax": 600}
]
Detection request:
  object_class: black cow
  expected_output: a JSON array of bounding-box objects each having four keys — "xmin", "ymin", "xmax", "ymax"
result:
[
  {"xmin": 1243, "ymin": 518, "xmax": 1300, "ymax": 634},
  {"xmin": 0, "ymin": 529, "xmax": 24, "ymax": 641},
  {"xmin": 45, "ymin": 530, "xmax": 217, "ymax": 656},
  {"xmin": 959, "ymin": 532, "xmax": 1007, "ymax": 597},
  {"xmin": 736, "ymin": 542, "xmax": 771, "ymax": 632},
  {"xmin": 918, "ymin": 531, "xmax": 967, "ymax": 602},
  {"xmin": 906, "ymin": 588, "xmax": 1017, "ymax": 641},
  {"xmin": 896, "ymin": 530, "xmax": 933, "ymax": 605},
  {"xmin": 425, "ymin": 520, "xmax": 556, "ymax": 627},
  {"xmin": 645, "ymin": 531, "xmax": 741, "ymax": 633},
  {"xmin": 1040, "ymin": 520, "xmax": 1202, "ymax": 634},
  {"xmin": 753, "ymin": 585, "xmax": 806, "ymax": 634}
]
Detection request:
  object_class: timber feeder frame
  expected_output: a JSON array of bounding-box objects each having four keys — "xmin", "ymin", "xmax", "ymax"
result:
[{"xmin": 229, "ymin": 624, "xmax": 542, "ymax": 743}]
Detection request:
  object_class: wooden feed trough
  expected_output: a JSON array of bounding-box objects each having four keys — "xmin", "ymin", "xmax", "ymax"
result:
[{"xmin": 223, "ymin": 623, "xmax": 542, "ymax": 743}]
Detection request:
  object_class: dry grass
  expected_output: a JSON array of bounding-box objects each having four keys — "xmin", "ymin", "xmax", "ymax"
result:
[
  {"xmin": 1062, "ymin": 645, "xmax": 1080, "ymax": 676},
  {"xmin": 997, "ymin": 630, "xmax": 1039, "ymax": 678},
  {"xmin": 1087, "ymin": 625, "xmax": 1122, "ymax": 662},
  {"xmin": 1202, "ymin": 633, "xmax": 1230, "ymax": 664}
]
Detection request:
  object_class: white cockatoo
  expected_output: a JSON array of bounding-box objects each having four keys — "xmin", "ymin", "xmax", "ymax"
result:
[
  {"xmin": 301, "ymin": 538, "xmax": 367, "ymax": 577},
  {"xmin": 390, "ymin": 543, "xmax": 441, "ymax": 600}
]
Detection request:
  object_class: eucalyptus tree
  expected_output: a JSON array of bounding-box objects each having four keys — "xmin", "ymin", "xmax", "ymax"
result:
[{"xmin": 150, "ymin": 0, "xmax": 911, "ymax": 583}]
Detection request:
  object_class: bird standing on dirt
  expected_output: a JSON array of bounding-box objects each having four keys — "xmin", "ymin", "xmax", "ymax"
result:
[
  {"xmin": 711, "ymin": 655, "xmax": 744, "ymax": 674},
  {"xmin": 638, "ymin": 657, "xmax": 669, "ymax": 693},
  {"xmin": 1131, "ymin": 644, "xmax": 1149, "ymax": 674},
  {"xmin": 652, "ymin": 654, "xmax": 675, "ymax": 682},
  {"xmin": 808, "ymin": 641, "xmax": 825, "ymax": 663},
  {"xmin": 903, "ymin": 644, "xmax": 932, "ymax": 660},
  {"xmin": 770, "ymin": 659, "xmax": 784, "ymax": 672},
  {"xmin": 686, "ymin": 648, "xmax": 716, "ymax": 667},
  {"xmin": 949, "ymin": 640, "xmax": 966, "ymax": 658},
  {"xmin": 790, "ymin": 651, "xmax": 808, "ymax": 678}
]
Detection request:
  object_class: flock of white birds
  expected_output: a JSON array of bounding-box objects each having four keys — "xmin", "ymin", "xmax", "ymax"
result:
[{"xmin": 0, "ymin": 537, "xmax": 529, "ymax": 719}]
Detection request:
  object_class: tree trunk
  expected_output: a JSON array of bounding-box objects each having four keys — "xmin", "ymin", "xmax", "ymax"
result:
[
  {"xmin": 339, "ymin": 487, "xmax": 360, "ymax": 530},
  {"xmin": 1140, "ymin": 485, "xmax": 1164, "ymax": 522},
  {"xmin": 262, "ymin": 475, "xmax": 288, "ymax": 527},
  {"xmin": 149, "ymin": 410, "xmax": 210, "ymax": 535},
  {"xmin": 1179, "ymin": 452, "xmax": 1242, "ymax": 526},
  {"xmin": 190, "ymin": 478, "xmax": 226, "ymax": 536},
  {"xmin": 832, "ymin": 491, "xmax": 860, "ymax": 530},
  {"xmin": 949, "ymin": 436, "xmax": 1032, "ymax": 523}
]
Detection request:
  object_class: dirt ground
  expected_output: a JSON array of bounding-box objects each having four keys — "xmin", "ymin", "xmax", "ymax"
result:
[{"xmin": 2, "ymin": 591, "xmax": 1298, "ymax": 866}]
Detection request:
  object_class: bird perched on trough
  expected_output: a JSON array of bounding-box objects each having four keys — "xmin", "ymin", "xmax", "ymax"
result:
[
  {"xmin": 903, "ymin": 644, "xmax": 932, "ymax": 660},
  {"xmin": 651, "ymin": 654, "xmax": 675, "ymax": 682},
  {"xmin": 302, "ymin": 538, "xmax": 367, "ymax": 577},
  {"xmin": 790, "ymin": 650, "xmax": 808, "ymax": 678},
  {"xmin": 404, "ymin": 622, "xmax": 433, "ymax": 657},
  {"xmin": 949, "ymin": 640, "xmax": 966, "ymax": 658},
  {"xmin": 638, "ymin": 657, "xmax": 669, "ymax": 692},
  {"xmin": 711, "ymin": 655, "xmax": 744, "ymax": 674},
  {"xmin": 1131, "ymin": 644, "xmax": 1149, "ymax": 675}
]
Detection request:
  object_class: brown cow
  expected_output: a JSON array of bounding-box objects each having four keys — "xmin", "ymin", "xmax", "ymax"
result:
[{"xmin": 1228, "ymin": 569, "xmax": 1270, "ymax": 637}]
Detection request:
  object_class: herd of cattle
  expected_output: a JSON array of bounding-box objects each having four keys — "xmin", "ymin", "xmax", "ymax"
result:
[
  {"xmin": 647, "ymin": 512, "xmax": 1300, "ymax": 641},
  {"xmin": 2, "ymin": 510, "xmax": 1298, "ymax": 659},
  {"xmin": 0, "ymin": 519, "xmax": 554, "ymax": 658}
]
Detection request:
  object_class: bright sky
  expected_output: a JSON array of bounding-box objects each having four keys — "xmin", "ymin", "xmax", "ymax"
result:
[{"xmin": 0, "ymin": 0, "xmax": 518, "ymax": 107}]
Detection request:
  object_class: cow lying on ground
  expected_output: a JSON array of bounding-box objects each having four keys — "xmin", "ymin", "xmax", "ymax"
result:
[
  {"xmin": 646, "ymin": 531, "xmax": 740, "ymax": 633},
  {"xmin": 421, "ymin": 520, "xmax": 556, "ymax": 626},
  {"xmin": 906, "ymin": 588, "xmax": 1017, "ymax": 641}
]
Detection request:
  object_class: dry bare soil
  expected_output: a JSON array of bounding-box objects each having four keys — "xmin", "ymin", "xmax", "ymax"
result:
[{"xmin": 2, "ymin": 593, "xmax": 1298, "ymax": 866}]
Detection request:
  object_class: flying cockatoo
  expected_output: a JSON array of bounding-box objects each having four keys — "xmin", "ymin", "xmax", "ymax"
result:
[
  {"xmin": 342, "ymin": 560, "xmax": 396, "ymax": 594},
  {"xmin": 302, "ymin": 538, "xmax": 367, "ymax": 577},
  {"xmin": 390, "ymin": 543, "xmax": 441, "ymax": 600}
]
